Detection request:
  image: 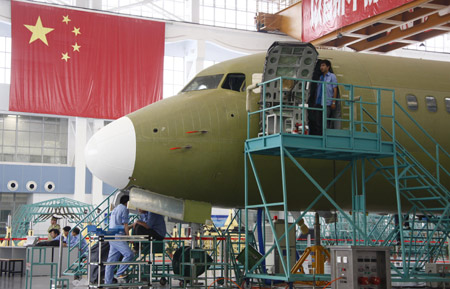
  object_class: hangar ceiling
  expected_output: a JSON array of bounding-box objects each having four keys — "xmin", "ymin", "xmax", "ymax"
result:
[{"xmin": 256, "ymin": 0, "xmax": 450, "ymax": 53}]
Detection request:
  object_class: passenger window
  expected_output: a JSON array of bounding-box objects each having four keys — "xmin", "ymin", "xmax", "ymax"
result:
[
  {"xmin": 425, "ymin": 96, "xmax": 437, "ymax": 112},
  {"xmin": 222, "ymin": 73, "xmax": 246, "ymax": 92},
  {"xmin": 445, "ymin": 98, "xmax": 450, "ymax": 113},
  {"xmin": 406, "ymin": 94, "xmax": 418, "ymax": 111}
]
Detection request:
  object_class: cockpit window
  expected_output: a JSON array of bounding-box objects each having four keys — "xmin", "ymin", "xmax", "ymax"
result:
[
  {"xmin": 222, "ymin": 73, "xmax": 246, "ymax": 92},
  {"xmin": 182, "ymin": 74, "xmax": 224, "ymax": 92},
  {"xmin": 425, "ymin": 96, "xmax": 437, "ymax": 112},
  {"xmin": 406, "ymin": 94, "xmax": 418, "ymax": 111}
]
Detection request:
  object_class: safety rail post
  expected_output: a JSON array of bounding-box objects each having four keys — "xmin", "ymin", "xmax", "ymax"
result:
[
  {"xmin": 391, "ymin": 90, "xmax": 408, "ymax": 279},
  {"xmin": 301, "ymin": 79, "xmax": 306, "ymax": 135},
  {"xmin": 262, "ymin": 83, "xmax": 267, "ymax": 137},
  {"xmin": 279, "ymin": 77, "xmax": 283, "ymax": 134},
  {"xmin": 86, "ymin": 234, "xmax": 152, "ymax": 289},
  {"xmin": 244, "ymin": 142, "xmax": 249, "ymax": 279},
  {"xmin": 349, "ymin": 85, "xmax": 355, "ymax": 146},
  {"xmin": 322, "ymin": 81, "xmax": 326, "ymax": 147},
  {"xmin": 377, "ymin": 89, "xmax": 381, "ymax": 151}
]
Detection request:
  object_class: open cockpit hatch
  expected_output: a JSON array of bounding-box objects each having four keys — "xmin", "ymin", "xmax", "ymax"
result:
[{"xmin": 261, "ymin": 42, "xmax": 318, "ymax": 134}]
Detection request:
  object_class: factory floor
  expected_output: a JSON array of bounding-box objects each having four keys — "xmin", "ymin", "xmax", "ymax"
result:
[{"xmin": 0, "ymin": 274, "xmax": 434, "ymax": 289}]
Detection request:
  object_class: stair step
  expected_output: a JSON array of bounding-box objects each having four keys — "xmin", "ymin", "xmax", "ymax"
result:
[
  {"xmin": 428, "ymin": 218, "xmax": 450, "ymax": 222},
  {"xmin": 409, "ymin": 196, "xmax": 442, "ymax": 201},
  {"xmin": 388, "ymin": 175, "xmax": 420, "ymax": 181},
  {"xmin": 400, "ymin": 186, "xmax": 435, "ymax": 191},
  {"xmin": 378, "ymin": 164, "xmax": 410, "ymax": 170},
  {"xmin": 419, "ymin": 208, "xmax": 446, "ymax": 212}
]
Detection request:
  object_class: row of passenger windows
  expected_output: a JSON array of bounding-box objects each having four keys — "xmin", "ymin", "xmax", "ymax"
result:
[{"xmin": 406, "ymin": 95, "xmax": 450, "ymax": 113}]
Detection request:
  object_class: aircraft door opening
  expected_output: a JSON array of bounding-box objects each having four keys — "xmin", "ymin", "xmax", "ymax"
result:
[{"xmin": 261, "ymin": 42, "xmax": 318, "ymax": 135}]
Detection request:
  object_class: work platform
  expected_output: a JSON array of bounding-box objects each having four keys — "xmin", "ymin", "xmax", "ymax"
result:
[
  {"xmin": 243, "ymin": 68, "xmax": 450, "ymax": 285},
  {"xmin": 246, "ymin": 131, "xmax": 394, "ymax": 160}
]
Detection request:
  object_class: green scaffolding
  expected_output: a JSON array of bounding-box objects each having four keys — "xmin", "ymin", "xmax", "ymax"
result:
[
  {"xmin": 11, "ymin": 197, "xmax": 95, "ymax": 241},
  {"xmin": 244, "ymin": 74, "xmax": 450, "ymax": 284}
]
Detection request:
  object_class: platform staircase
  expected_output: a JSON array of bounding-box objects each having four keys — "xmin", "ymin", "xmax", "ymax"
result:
[
  {"xmin": 244, "ymin": 71, "xmax": 450, "ymax": 283},
  {"xmin": 369, "ymin": 101, "xmax": 450, "ymax": 277},
  {"xmin": 63, "ymin": 189, "xmax": 118, "ymax": 278},
  {"xmin": 62, "ymin": 189, "xmax": 173, "ymax": 287}
]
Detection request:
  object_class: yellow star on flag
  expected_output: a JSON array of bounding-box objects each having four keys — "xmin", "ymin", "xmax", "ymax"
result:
[
  {"xmin": 24, "ymin": 16, "xmax": 54, "ymax": 46},
  {"xmin": 61, "ymin": 52, "xmax": 70, "ymax": 62},
  {"xmin": 72, "ymin": 42, "xmax": 81, "ymax": 52},
  {"xmin": 72, "ymin": 27, "xmax": 81, "ymax": 36},
  {"xmin": 62, "ymin": 15, "xmax": 71, "ymax": 24}
]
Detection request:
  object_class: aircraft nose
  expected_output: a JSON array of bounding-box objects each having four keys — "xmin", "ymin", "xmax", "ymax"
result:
[{"xmin": 85, "ymin": 116, "xmax": 136, "ymax": 189}]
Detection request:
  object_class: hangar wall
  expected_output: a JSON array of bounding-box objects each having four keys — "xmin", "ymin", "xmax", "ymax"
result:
[
  {"xmin": 0, "ymin": 0, "xmax": 449, "ymax": 236},
  {"xmin": 0, "ymin": 7, "xmax": 293, "ymax": 235}
]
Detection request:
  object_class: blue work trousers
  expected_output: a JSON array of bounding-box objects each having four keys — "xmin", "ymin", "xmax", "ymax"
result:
[{"xmin": 104, "ymin": 240, "xmax": 134, "ymax": 284}]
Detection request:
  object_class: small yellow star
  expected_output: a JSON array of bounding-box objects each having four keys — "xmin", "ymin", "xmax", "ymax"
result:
[
  {"xmin": 24, "ymin": 16, "xmax": 54, "ymax": 46},
  {"xmin": 62, "ymin": 15, "xmax": 71, "ymax": 24},
  {"xmin": 72, "ymin": 27, "xmax": 81, "ymax": 36},
  {"xmin": 61, "ymin": 52, "xmax": 70, "ymax": 62},
  {"xmin": 72, "ymin": 42, "xmax": 81, "ymax": 52}
]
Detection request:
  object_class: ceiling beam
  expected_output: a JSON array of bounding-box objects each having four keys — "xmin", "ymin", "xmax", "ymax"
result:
[
  {"xmin": 433, "ymin": 24, "xmax": 450, "ymax": 31},
  {"xmin": 311, "ymin": 0, "xmax": 433, "ymax": 45},
  {"xmin": 405, "ymin": 28, "xmax": 448, "ymax": 41},
  {"xmin": 348, "ymin": 12, "xmax": 450, "ymax": 51},
  {"xmin": 372, "ymin": 42, "xmax": 411, "ymax": 53}
]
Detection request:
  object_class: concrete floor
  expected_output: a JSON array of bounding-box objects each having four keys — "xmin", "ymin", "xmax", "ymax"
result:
[
  {"xmin": 0, "ymin": 274, "xmax": 434, "ymax": 289},
  {"xmin": 0, "ymin": 275, "xmax": 88, "ymax": 289},
  {"xmin": 0, "ymin": 274, "xmax": 170, "ymax": 289}
]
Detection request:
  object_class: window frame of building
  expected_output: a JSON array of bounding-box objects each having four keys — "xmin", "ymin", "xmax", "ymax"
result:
[{"xmin": 0, "ymin": 114, "xmax": 69, "ymax": 165}]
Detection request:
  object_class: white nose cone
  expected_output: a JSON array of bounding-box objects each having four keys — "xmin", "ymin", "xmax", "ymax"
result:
[{"xmin": 85, "ymin": 116, "xmax": 136, "ymax": 189}]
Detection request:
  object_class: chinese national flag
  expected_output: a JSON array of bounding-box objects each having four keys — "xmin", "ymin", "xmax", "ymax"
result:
[{"xmin": 10, "ymin": 1, "xmax": 165, "ymax": 119}]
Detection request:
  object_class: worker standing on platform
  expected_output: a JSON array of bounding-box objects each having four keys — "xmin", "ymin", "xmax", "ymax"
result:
[
  {"xmin": 105, "ymin": 195, "xmax": 134, "ymax": 284},
  {"xmin": 47, "ymin": 216, "xmax": 61, "ymax": 240},
  {"xmin": 313, "ymin": 59, "xmax": 337, "ymax": 135}
]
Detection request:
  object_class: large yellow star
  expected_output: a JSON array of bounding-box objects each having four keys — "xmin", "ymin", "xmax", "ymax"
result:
[
  {"xmin": 24, "ymin": 16, "xmax": 54, "ymax": 46},
  {"xmin": 61, "ymin": 52, "xmax": 70, "ymax": 62},
  {"xmin": 62, "ymin": 15, "xmax": 71, "ymax": 24},
  {"xmin": 72, "ymin": 27, "xmax": 81, "ymax": 36},
  {"xmin": 72, "ymin": 42, "xmax": 81, "ymax": 52}
]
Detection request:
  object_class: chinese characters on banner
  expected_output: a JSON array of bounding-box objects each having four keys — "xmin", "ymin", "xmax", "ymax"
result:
[{"xmin": 302, "ymin": 0, "xmax": 414, "ymax": 42}]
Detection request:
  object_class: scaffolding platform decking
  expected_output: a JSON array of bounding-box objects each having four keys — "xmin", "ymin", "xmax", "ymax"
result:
[{"xmin": 245, "ymin": 131, "xmax": 394, "ymax": 160}]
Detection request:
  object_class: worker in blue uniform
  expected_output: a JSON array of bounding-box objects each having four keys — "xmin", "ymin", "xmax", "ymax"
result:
[
  {"xmin": 69, "ymin": 227, "xmax": 87, "ymax": 253},
  {"xmin": 105, "ymin": 195, "xmax": 134, "ymax": 283},
  {"xmin": 310, "ymin": 59, "xmax": 338, "ymax": 135},
  {"xmin": 131, "ymin": 209, "xmax": 166, "ymax": 251}
]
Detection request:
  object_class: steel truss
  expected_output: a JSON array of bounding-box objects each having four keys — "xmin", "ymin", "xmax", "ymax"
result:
[{"xmin": 243, "ymin": 75, "xmax": 450, "ymax": 285}]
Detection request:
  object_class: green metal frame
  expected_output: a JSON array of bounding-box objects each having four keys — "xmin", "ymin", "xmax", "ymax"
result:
[
  {"xmin": 64, "ymin": 189, "xmax": 118, "ymax": 276},
  {"xmin": 244, "ymin": 76, "xmax": 450, "ymax": 284},
  {"xmin": 11, "ymin": 197, "xmax": 95, "ymax": 242}
]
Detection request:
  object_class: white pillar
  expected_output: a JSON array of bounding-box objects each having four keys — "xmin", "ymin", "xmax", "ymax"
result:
[
  {"xmin": 91, "ymin": 119, "xmax": 107, "ymax": 207},
  {"xmin": 196, "ymin": 39, "xmax": 206, "ymax": 74},
  {"xmin": 191, "ymin": 0, "xmax": 200, "ymax": 23},
  {"xmin": 74, "ymin": 117, "xmax": 87, "ymax": 203}
]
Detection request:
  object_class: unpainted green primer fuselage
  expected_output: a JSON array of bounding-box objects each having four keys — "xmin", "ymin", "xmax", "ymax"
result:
[{"xmin": 126, "ymin": 50, "xmax": 450, "ymax": 212}]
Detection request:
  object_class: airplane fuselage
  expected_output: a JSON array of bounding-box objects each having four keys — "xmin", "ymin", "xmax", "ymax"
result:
[{"xmin": 86, "ymin": 49, "xmax": 450, "ymax": 213}]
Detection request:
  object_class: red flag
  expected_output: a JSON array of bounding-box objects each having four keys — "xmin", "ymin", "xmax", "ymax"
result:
[{"xmin": 10, "ymin": 1, "xmax": 164, "ymax": 119}]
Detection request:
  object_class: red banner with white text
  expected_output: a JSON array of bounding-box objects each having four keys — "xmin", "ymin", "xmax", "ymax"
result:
[
  {"xmin": 10, "ymin": 1, "xmax": 164, "ymax": 119},
  {"xmin": 302, "ymin": 0, "xmax": 414, "ymax": 42}
]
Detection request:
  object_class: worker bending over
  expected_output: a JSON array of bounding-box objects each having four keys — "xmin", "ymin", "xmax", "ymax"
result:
[{"xmin": 131, "ymin": 209, "xmax": 166, "ymax": 251}]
